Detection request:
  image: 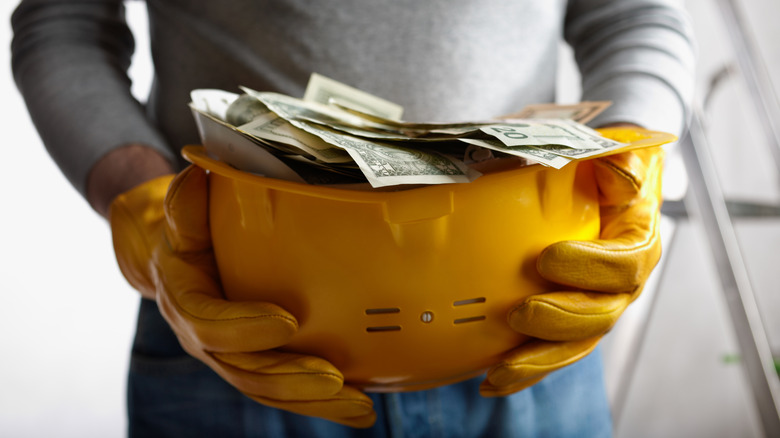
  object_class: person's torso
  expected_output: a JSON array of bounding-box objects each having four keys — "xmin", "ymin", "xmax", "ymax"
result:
[{"xmin": 144, "ymin": 0, "xmax": 567, "ymax": 162}]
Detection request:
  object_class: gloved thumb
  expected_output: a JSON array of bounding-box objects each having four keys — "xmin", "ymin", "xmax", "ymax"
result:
[
  {"xmin": 163, "ymin": 165, "xmax": 211, "ymax": 253},
  {"xmin": 594, "ymin": 146, "xmax": 664, "ymax": 209}
]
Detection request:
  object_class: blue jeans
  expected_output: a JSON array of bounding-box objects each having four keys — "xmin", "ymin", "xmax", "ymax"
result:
[{"xmin": 128, "ymin": 299, "xmax": 612, "ymax": 437}]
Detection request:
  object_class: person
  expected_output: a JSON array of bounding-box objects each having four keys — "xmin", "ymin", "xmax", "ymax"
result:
[{"xmin": 11, "ymin": 0, "xmax": 695, "ymax": 436}]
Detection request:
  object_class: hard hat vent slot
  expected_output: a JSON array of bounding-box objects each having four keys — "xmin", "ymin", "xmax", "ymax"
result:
[
  {"xmin": 453, "ymin": 297, "xmax": 486, "ymax": 306},
  {"xmin": 454, "ymin": 316, "xmax": 486, "ymax": 324},
  {"xmin": 365, "ymin": 308, "xmax": 401, "ymax": 315},
  {"xmin": 366, "ymin": 326, "xmax": 402, "ymax": 332}
]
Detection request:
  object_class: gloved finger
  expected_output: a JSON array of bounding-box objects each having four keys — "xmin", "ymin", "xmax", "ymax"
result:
[
  {"xmin": 479, "ymin": 374, "xmax": 547, "ymax": 398},
  {"xmin": 480, "ymin": 337, "xmax": 600, "ymax": 397},
  {"xmin": 163, "ymin": 165, "xmax": 211, "ymax": 253},
  {"xmin": 594, "ymin": 146, "xmax": 664, "ymax": 207},
  {"xmin": 508, "ymin": 291, "xmax": 632, "ymax": 341},
  {"xmin": 210, "ymin": 350, "xmax": 345, "ymax": 399},
  {"xmin": 249, "ymin": 385, "xmax": 377, "ymax": 428},
  {"xmin": 536, "ymin": 203, "xmax": 661, "ymax": 294},
  {"xmin": 154, "ymin": 246, "xmax": 298, "ymax": 352},
  {"xmin": 594, "ymin": 150, "xmax": 650, "ymax": 207}
]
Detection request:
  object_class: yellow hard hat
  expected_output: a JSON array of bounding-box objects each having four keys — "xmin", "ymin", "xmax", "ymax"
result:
[{"xmin": 181, "ymin": 127, "xmax": 673, "ymax": 392}]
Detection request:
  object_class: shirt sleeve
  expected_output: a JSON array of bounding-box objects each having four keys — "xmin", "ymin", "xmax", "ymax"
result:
[
  {"xmin": 11, "ymin": 0, "xmax": 176, "ymax": 197},
  {"xmin": 565, "ymin": 0, "xmax": 696, "ymax": 135}
]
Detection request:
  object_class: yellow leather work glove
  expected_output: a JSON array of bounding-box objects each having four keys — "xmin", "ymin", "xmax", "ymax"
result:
[
  {"xmin": 109, "ymin": 166, "xmax": 376, "ymax": 428},
  {"xmin": 481, "ymin": 141, "xmax": 665, "ymax": 397}
]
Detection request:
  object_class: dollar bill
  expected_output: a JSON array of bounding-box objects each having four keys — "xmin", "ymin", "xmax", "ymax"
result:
[
  {"xmin": 289, "ymin": 120, "xmax": 480, "ymax": 187},
  {"xmin": 226, "ymin": 93, "xmax": 273, "ymax": 126},
  {"xmin": 237, "ymin": 112, "xmax": 353, "ymax": 163},
  {"xmin": 328, "ymin": 101, "xmax": 491, "ymax": 135},
  {"xmin": 303, "ymin": 72, "xmax": 404, "ymax": 120},
  {"xmin": 189, "ymin": 105, "xmax": 307, "ymax": 183},
  {"xmin": 244, "ymin": 87, "xmax": 397, "ymax": 133},
  {"xmin": 190, "ymin": 89, "xmax": 240, "ymax": 121},
  {"xmin": 458, "ymin": 138, "xmax": 571, "ymax": 169},
  {"xmin": 479, "ymin": 119, "xmax": 624, "ymax": 150},
  {"xmin": 248, "ymin": 86, "xmax": 486, "ymax": 139},
  {"xmin": 522, "ymin": 119, "xmax": 633, "ymax": 160},
  {"xmin": 501, "ymin": 101, "xmax": 612, "ymax": 124}
]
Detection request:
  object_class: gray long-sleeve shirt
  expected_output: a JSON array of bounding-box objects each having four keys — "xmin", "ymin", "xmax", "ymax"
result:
[{"xmin": 12, "ymin": 0, "xmax": 695, "ymax": 197}]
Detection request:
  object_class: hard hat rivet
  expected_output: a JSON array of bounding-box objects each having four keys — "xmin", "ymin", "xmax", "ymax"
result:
[{"xmin": 420, "ymin": 311, "xmax": 434, "ymax": 323}]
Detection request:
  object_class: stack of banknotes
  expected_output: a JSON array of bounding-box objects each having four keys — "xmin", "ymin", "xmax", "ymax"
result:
[{"xmin": 189, "ymin": 73, "xmax": 621, "ymax": 188}]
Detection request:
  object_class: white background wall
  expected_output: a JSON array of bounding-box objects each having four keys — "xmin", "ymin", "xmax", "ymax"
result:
[{"xmin": 0, "ymin": 3, "xmax": 150, "ymax": 437}]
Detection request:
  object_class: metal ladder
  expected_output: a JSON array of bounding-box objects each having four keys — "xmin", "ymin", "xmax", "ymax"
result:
[{"xmin": 665, "ymin": 1, "xmax": 780, "ymax": 435}]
